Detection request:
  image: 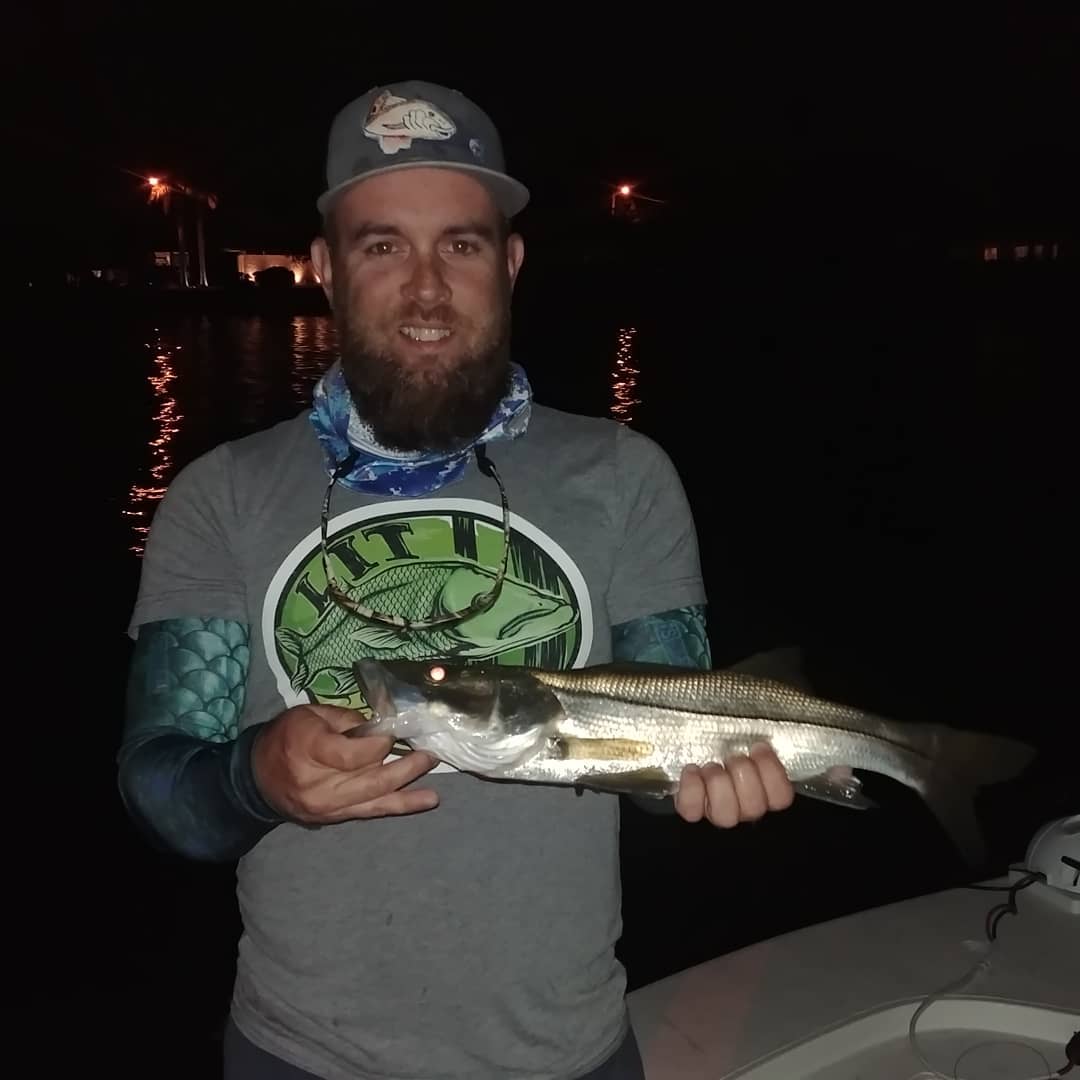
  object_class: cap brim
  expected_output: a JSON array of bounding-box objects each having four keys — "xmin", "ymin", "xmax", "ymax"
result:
[{"xmin": 316, "ymin": 161, "xmax": 530, "ymax": 219}]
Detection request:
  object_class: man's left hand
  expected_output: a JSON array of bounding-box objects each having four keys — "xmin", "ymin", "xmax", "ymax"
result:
[{"xmin": 674, "ymin": 743, "xmax": 795, "ymax": 827}]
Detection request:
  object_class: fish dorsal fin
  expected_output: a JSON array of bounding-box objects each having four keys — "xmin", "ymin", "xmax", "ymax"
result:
[
  {"xmin": 368, "ymin": 90, "xmax": 404, "ymax": 120},
  {"xmin": 532, "ymin": 663, "xmax": 878, "ymax": 726}
]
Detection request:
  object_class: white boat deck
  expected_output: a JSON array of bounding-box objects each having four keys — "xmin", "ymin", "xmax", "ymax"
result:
[{"xmin": 627, "ymin": 873, "xmax": 1079, "ymax": 1078}]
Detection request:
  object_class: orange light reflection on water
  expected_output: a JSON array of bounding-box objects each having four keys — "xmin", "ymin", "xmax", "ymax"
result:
[
  {"xmin": 290, "ymin": 315, "xmax": 337, "ymax": 404},
  {"xmin": 124, "ymin": 331, "xmax": 183, "ymax": 555},
  {"xmin": 610, "ymin": 326, "xmax": 640, "ymax": 424}
]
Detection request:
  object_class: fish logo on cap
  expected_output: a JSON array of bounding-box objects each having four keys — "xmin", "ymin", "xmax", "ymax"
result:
[{"xmin": 363, "ymin": 89, "xmax": 456, "ymax": 155}]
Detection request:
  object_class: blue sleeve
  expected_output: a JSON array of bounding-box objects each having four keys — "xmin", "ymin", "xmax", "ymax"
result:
[
  {"xmin": 611, "ymin": 604, "xmax": 712, "ymax": 669},
  {"xmin": 117, "ymin": 617, "xmax": 285, "ymax": 862},
  {"xmin": 611, "ymin": 604, "xmax": 712, "ymax": 813}
]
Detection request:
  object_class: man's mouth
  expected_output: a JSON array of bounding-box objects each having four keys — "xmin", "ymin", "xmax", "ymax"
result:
[{"xmin": 400, "ymin": 325, "xmax": 452, "ymax": 343}]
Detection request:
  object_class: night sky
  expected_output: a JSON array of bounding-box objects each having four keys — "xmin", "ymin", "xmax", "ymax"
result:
[{"xmin": 12, "ymin": 7, "xmax": 1078, "ymax": 268}]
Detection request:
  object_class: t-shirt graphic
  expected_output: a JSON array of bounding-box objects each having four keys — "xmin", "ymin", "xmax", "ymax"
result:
[{"xmin": 263, "ymin": 497, "xmax": 593, "ymax": 720}]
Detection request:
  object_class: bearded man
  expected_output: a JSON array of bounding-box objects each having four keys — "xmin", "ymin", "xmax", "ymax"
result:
[{"xmin": 119, "ymin": 79, "xmax": 794, "ymax": 1080}]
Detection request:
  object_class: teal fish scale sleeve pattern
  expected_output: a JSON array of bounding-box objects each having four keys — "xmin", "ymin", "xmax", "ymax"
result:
[
  {"xmin": 118, "ymin": 618, "xmax": 284, "ymax": 862},
  {"xmin": 126, "ymin": 618, "xmax": 249, "ymax": 742}
]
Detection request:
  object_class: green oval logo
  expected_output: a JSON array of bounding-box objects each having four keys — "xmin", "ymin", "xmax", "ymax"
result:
[{"xmin": 265, "ymin": 498, "xmax": 592, "ymax": 712}]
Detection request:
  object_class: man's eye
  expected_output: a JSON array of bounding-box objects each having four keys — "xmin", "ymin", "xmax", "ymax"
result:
[
  {"xmin": 366, "ymin": 241, "xmax": 395, "ymax": 256},
  {"xmin": 450, "ymin": 239, "xmax": 478, "ymax": 255}
]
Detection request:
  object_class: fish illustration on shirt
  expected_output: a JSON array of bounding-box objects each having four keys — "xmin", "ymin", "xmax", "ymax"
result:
[
  {"xmin": 276, "ymin": 559, "xmax": 579, "ymax": 700},
  {"xmin": 364, "ymin": 91, "xmax": 456, "ymax": 155}
]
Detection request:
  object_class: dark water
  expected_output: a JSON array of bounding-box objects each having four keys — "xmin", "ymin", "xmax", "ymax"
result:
[{"xmin": 20, "ymin": 255, "xmax": 1075, "ymax": 1075}]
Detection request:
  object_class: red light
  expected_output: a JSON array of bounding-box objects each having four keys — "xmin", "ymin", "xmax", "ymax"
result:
[{"xmin": 619, "ymin": 184, "xmax": 631, "ymax": 196}]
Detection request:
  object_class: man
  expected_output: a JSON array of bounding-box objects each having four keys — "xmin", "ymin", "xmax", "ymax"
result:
[{"xmin": 118, "ymin": 79, "xmax": 795, "ymax": 1080}]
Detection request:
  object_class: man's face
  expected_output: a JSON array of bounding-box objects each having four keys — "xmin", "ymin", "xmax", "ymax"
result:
[{"xmin": 311, "ymin": 168, "xmax": 525, "ymax": 453}]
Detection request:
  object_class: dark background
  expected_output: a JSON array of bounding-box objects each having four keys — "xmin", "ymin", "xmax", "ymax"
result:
[
  {"xmin": 9, "ymin": 6, "xmax": 1078, "ymax": 1075},
  {"xmin": 10, "ymin": 7, "xmax": 1078, "ymax": 276}
]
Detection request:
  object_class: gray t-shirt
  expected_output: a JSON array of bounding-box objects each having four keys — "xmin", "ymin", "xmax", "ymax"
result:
[{"xmin": 130, "ymin": 402, "xmax": 706, "ymax": 1080}]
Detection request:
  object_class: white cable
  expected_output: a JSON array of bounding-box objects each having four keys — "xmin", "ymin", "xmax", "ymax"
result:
[
  {"xmin": 905, "ymin": 942, "xmax": 1061, "ymax": 1078},
  {"xmin": 906, "ymin": 945, "xmax": 995, "ymax": 1078}
]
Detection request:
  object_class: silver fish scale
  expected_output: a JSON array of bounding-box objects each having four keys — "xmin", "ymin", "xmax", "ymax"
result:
[
  {"xmin": 360, "ymin": 659, "xmax": 1037, "ymax": 865},
  {"xmin": 533, "ymin": 667, "xmax": 889, "ymax": 729},
  {"xmin": 504, "ymin": 672, "xmax": 931, "ymax": 791}
]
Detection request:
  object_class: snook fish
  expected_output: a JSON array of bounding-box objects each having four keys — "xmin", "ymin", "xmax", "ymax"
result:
[{"xmin": 351, "ymin": 659, "xmax": 1037, "ymax": 865}]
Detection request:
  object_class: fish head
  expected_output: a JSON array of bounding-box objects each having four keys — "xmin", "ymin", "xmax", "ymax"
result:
[
  {"xmin": 444, "ymin": 568, "xmax": 579, "ymax": 653},
  {"xmin": 412, "ymin": 107, "xmax": 455, "ymax": 138},
  {"xmin": 352, "ymin": 659, "xmax": 563, "ymax": 773}
]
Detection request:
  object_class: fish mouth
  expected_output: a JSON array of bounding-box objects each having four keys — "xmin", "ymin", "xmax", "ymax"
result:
[
  {"xmin": 352, "ymin": 659, "xmax": 499, "ymax": 745},
  {"xmin": 354, "ymin": 659, "xmax": 405, "ymax": 722},
  {"xmin": 497, "ymin": 601, "xmax": 572, "ymax": 641}
]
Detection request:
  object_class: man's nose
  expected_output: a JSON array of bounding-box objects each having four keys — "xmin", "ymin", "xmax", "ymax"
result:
[{"xmin": 403, "ymin": 252, "xmax": 451, "ymax": 307}]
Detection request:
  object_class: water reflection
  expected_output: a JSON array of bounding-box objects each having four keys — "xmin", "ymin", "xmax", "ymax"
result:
[
  {"xmin": 611, "ymin": 326, "xmax": 641, "ymax": 424},
  {"xmin": 222, "ymin": 315, "xmax": 335, "ymax": 432},
  {"xmin": 290, "ymin": 315, "xmax": 337, "ymax": 405},
  {"xmin": 125, "ymin": 329, "xmax": 183, "ymax": 555}
]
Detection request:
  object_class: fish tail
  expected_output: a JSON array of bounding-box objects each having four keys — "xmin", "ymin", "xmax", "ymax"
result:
[
  {"xmin": 917, "ymin": 724, "xmax": 1037, "ymax": 869},
  {"xmin": 276, "ymin": 627, "xmax": 303, "ymax": 658},
  {"xmin": 276, "ymin": 628, "xmax": 311, "ymax": 690}
]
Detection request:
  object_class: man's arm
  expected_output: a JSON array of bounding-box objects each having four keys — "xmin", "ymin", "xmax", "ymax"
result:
[
  {"xmin": 612, "ymin": 604, "xmax": 711, "ymax": 815},
  {"xmin": 117, "ymin": 617, "xmax": 285, "ymax": 862},
  {"xmin": 118, "ymin": 445, "xmax": 443, "ymax": 863},
  {"xmin": 611, "ymin": 604, "xmax": 712, "ymax": 670},
  {"xmin": 118, "ymin": 617, "xmax": 442, "ymax": 862}
]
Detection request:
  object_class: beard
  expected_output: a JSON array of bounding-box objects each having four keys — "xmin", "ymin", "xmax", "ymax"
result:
[{"xmin": 333, "ymin": 291, "xmax": 513, "ymax": 454}]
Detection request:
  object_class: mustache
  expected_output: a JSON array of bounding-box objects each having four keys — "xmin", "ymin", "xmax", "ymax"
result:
[{"xmin": 395, "ymin": 303, "xmax": 458, "ymax": 325}]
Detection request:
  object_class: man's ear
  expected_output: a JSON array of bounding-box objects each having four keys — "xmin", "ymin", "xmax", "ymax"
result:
[
  {"xmin": 311, "ymin": 235, "xmax": 334, "ymax": 307},
  {"xmin": 506, "ymin": 232, "xmax": 525, "ymax": 292}
]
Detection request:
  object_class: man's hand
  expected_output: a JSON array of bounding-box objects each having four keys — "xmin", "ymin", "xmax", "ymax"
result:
[
  {"xmin": 251, "ymin": 704, "xmax": 440, "ymax": 824},
  {"xmin": 674, "ymin": 743, "xmax": 795, "ymax": 827}
]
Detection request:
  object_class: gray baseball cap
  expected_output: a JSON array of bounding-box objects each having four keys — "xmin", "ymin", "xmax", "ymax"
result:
[{"xmin": 316, "ymin": 79, "xmax": 530, "ymax": 219}]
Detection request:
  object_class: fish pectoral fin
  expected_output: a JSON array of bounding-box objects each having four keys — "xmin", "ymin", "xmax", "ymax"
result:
[
  {"xmin": 576, "ymin": 767, "xmax": 677, "ymax": 798},
  {"xmin": 327, "ymin": 667, "xmax": 359, "ymax": 696},
  {"xmin": 793, "ymin": 770, "xmax": 876, "ymax": 810},
  {"xmin": 348, "ymin": 625, "xmax": 406, "ymax": 651},
  {"xmin": 555, "ymin": 736, "xmax": 654, "ymax": 760}
]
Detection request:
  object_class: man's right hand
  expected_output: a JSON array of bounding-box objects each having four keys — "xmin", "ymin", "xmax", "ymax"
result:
[{"xmin": 251, "ymin": 704, "xmax": 440, "ymax": 824}]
